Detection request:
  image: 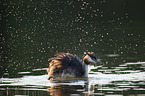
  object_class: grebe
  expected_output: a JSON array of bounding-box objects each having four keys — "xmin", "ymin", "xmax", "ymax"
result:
[{"xmin": 47, "ymin": 52, "xmax": 101, "ymax": 80}]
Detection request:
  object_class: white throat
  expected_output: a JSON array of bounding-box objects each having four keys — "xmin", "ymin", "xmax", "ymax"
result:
[{"xmin": 83, "ymin": 63, "xmax": 89, "ymax": 77}]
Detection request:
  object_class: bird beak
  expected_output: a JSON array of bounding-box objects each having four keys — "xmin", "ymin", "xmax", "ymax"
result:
[{"xmin": 95, "ymin": 59, "xmax": 101, "ymax": 63}]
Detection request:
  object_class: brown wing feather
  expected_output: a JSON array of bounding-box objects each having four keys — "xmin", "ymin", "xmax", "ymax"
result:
[
  {"xmin": 47, "ymin": 53, "xmax": 85, "ymax": 80},
  {"xmin": 47, "ymin": 60, "xmax": 63, "ymax": 79}
]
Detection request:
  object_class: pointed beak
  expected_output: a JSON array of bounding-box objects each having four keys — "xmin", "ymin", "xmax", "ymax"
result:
[{"xmin": 95, "ymin": 59, "xmax": 101, "ymax": 63}]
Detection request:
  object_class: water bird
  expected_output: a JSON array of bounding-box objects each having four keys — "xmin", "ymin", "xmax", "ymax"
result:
[{"xmin": 47, "ymin": 52, "xmax": 101, "ymax": 80}]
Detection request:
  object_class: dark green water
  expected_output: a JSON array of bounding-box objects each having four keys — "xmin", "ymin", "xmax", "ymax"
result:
[{"xmin": 1, "ymin": 0, "xmax": 145, "ymax": 96}]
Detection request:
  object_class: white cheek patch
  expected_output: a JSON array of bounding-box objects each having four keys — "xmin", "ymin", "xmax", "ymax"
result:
[{"xmin": 88, "ymin": 56, "xmax": 96, "ymax": 63}]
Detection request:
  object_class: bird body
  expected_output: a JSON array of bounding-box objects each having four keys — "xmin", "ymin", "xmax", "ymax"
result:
[{"xmin": 47, "ymin": 52, "xmax": 100, "ymax": 80}]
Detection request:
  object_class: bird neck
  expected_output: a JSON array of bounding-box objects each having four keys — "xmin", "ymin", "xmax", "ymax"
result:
[{"xmin": 83, "ymin": 61, "xmax": 89, "ymax": 77}]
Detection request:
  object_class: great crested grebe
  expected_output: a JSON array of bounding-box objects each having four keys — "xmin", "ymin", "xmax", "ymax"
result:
[{"xmin": 47, "ymin": 52, "xmax": 101, "ymax": 80}]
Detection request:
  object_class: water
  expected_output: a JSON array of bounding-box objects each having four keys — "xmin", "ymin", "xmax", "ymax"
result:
[
  {"xmin": 1, "ymin": 62, "xmax": 145, "ymax": 96},
  {"xmin": 1, "ymin": 0, "xmax": 145, "ymax": 96}
]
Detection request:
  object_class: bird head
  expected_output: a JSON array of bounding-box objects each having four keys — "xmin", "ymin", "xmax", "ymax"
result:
[{"xmin": 83, "ymin": 52, "xmax": 101, "ymax": 64}]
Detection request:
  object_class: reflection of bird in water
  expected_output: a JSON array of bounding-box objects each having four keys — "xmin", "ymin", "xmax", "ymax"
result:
[
  {"xmin": 47, "ymin": 52, "xmax": 101, "ymax": 80},
  {"xmin": 47, "ymin": 83, "xmax": 90, "ymax": 96}
]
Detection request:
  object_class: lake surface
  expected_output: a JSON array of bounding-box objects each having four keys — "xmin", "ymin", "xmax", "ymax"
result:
[
  {"xmin": 1, "ymin": 0, "xmax": 145, "ymax": 96},
  {"xmin": 1, "ymin": 61, "xmax": 145, "ymax": 96}
]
